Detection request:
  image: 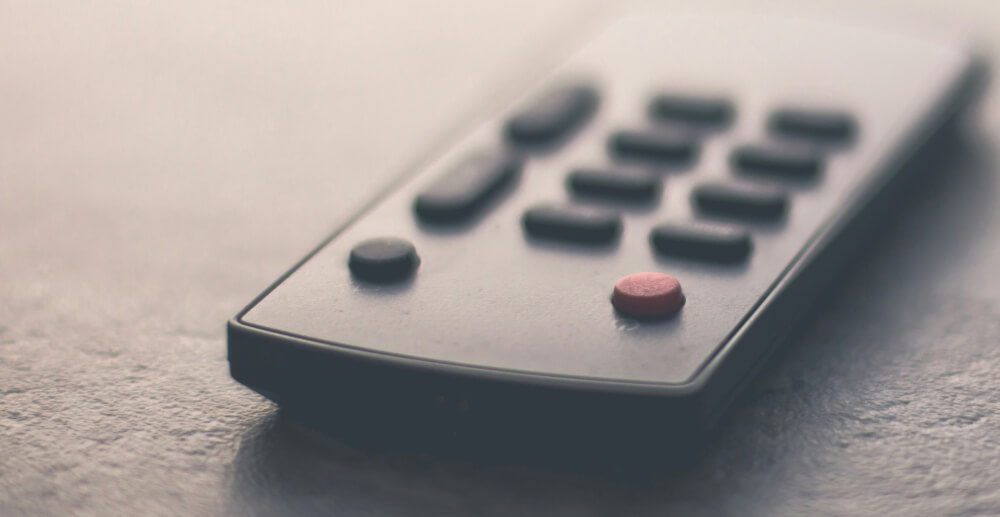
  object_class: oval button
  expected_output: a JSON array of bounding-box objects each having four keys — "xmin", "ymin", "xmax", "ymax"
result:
[
  {"xmin": 613, "ymin": 272, "xmax": 684, "ymax": 317},
  {"xmin": 348, "ymin": 237, "xmax": 420, "ymax": 283}
]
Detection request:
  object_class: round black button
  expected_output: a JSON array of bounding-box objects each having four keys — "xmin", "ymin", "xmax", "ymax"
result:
[{"xmin": 348, "ymin": 237, "xmax": 420, "ymax": 283}]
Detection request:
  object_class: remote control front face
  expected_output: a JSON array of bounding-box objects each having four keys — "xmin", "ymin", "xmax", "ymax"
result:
[{"xmin": 229, "ymin": 14, "xmax": 983, "ymax": 441}]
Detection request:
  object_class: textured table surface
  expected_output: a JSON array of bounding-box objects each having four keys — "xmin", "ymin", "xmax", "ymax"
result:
[{"xmin": 3, "ymin": 1, "xmax": 1000, "ymax": 516}]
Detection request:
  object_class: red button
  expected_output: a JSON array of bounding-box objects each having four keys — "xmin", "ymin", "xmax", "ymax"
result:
[{"xmin": 613, "ymin": 272, "xmax": 684, "ymax": 317}]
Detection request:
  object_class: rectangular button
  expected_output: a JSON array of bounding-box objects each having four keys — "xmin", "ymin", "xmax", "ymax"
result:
[
  {"xmin": 505, "ymin": 84, "xmax": 599, "ymax": 147},
  {"xmin": 414, "ymin": 151, "xmax": 522, "ymax": 223},
  {"xmin": 650, "ymin": 220, "xmax": 752, "ymax": 262},
  {"xmin": 609, "ymin": 130, "xmax": 698, "ymax": 165},
  {"xmin": 693, "ymin": 181, "xmax": 788, "ymax": 220},
  {"xmin": 567, "ymin": 169, "xmax": 661, "ymax": 202},
  {"xmin": 648, "ymin": 94, "xmax": 734, "ymax": 128},
  {"xmin": 522, "ymin": 204, "xmax": 622, "ymax": 244},
  {"xmin": 731, "ymin": 145, "xmax": 822, "ymax": 179},
  {"xmin": 769, "ymin": 108, "xmax": 856, "ymax": 143}
]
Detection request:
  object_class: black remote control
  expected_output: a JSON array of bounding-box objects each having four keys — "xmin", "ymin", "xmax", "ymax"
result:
[{"xmin": 228, "ymin": 13, "xmax": 986, "ymax": 466}]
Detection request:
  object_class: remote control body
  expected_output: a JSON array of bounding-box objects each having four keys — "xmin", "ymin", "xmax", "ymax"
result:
[{"xmin": 228, "ymin": 13, "xmax": 985, "ymax": 462}]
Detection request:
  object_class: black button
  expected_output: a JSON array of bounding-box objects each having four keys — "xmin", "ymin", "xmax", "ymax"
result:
[
  {"xmin": 349, "ymin": 237, "xmax": 420, "ymax": 282},
  {"xmin": 609, "ymin": 130, "xmax": 698, "ymax": 165},
  {"xmin": 769, "ymin": 108, "xmax": 856, "ymax": 143},
  {"xmin": 648, "ymin": 94, "xmax": 734, "ymax": 128},
  {"xmin": 567, "ymin": 169, "xmax": 661, "ymax": 203},
  {"xmin": 414, "ymin": 151, "xmax": 522, "ymax": 223},
  {"xmin": 650, "ymin": 221, "xmax": 752, "ymax": 262},
  {"xmin": 731, "ymin": 145, "xmax": 822, "ymax": 179},
  {"xmin": 522, "ymin": 204, "xmax": 622, "ymax": 244},
  {"xmin": 505, "ymin": 84, "xmax": 599, "ymax": 146},
  {"xmin": 692, "ymin": 181, "xmax": 788, "ymax": 220}
]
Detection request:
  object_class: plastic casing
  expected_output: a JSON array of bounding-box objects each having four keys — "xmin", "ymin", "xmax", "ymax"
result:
[{"xmin": 228, "ymin": 13, "xmax": 987, "ymax": 461}]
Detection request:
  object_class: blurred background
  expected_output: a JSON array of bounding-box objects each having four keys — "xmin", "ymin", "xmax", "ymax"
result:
[{"xmin": 2, "ymin": 1, "xmax": 1000, "ymax": 515}]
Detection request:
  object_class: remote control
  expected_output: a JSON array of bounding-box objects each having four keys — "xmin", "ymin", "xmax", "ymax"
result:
[{"xmin": 228, "ymin": 13, "xmax": 985, "ymax": 465}]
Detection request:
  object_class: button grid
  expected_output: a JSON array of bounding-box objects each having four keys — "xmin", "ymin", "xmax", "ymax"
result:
[{"xmin": 402, "ymin": 84, "xmax": 858, "ymax": 271}]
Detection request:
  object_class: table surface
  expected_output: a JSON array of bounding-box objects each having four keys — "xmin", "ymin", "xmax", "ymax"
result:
[{"xmin": 3, "ymin": 1, "xmax": 1000, "ymax": 516}]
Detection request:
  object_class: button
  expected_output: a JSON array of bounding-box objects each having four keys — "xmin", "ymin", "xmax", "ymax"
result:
[
  {"xmin": 613, "ymin": 272, "xmax": 684, "ymax": 317},
  {"xmin": 648, "ymin": 94, "xmax": 734, "ymax": 128},
  {"xmin": 567, "ymin": 169, "xmax": 661, "ymax": 203},
  {"xmin": 522, "ymin": 204, "xmax": 622, "ymax": 244},
  {"xmin": 349, "ymin": 237, "xmax": 420, "ymax": 282},
  {"xmin": 650, "ymin": 221, "xmax": 752, "ymax": 262},
  {"xmin": 730, "ymin": 145, "xmax": 822, "ymax": 179},
  {"xmin": 769, "ymin": 108, "xmax": 856, "ymax": 143},
  {"xmin": 414, "ymin": 151, "xmax": 522, "ymax": 223},
  {"xmin": 505, "ymin": 84, "xmax": 599, "ymax": 146},
  {"xmin": 692, "ymin": 181, "xmax": 788, "ymax": 220},
  {"xmin": 609, "ymin": 130, "xmax": 698, "ymax": 165}
]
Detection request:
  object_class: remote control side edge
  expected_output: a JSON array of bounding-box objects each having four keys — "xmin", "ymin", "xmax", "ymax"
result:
[{"xmin": 693, "ymin": 53, "xmax": 989, "ymax": 429}]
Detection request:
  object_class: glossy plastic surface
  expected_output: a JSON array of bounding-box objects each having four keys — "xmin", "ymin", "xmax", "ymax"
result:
[{"xmin": 234, "ymin": 13, "xmax": 979, "ymax": 392}]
